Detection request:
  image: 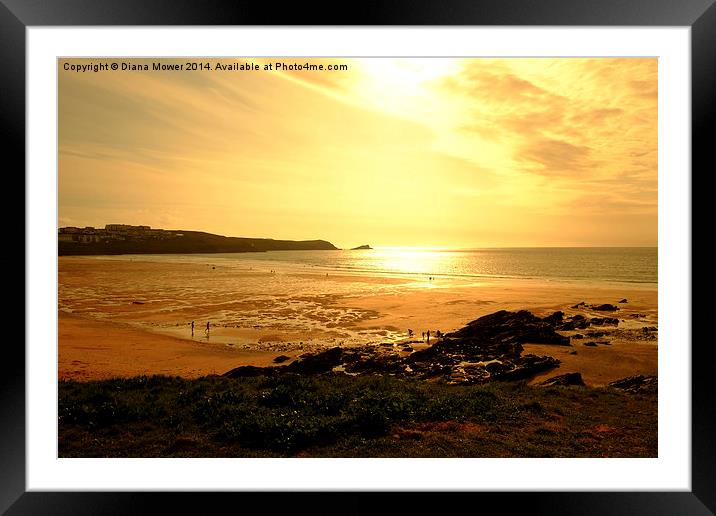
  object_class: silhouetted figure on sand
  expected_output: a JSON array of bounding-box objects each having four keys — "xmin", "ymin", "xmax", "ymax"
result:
[
  {"xmin": 426, "ymin": 330, "xmax": 430, "ymax": 344},
  {"xmin": 205, "ymin": 321, "xmax": 210, "ymax": 337},
  {"xmin": 191, "ymin": 321, "xmax": 194, "ymax": 336},
  {"xmin": 421, "ymin": 331, "xmax": 425, "ymax": 342},
  {"xmin": 408, "ymin": 329, "xmax": 414, "ymax": 337}
]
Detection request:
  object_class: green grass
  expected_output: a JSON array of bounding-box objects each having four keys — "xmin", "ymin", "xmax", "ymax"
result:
[{"xmin": 58, "ymin": 374, "xmax": 657, "ymax": 458}]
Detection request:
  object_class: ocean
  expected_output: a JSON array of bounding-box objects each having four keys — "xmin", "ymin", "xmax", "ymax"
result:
[
  {"xmin": 61, "ymin": 247, "xmax": 658, "ymax": 349},
  {"xmin": 108, "ymin": 247, "xmax": 657, "ymax": 285}
]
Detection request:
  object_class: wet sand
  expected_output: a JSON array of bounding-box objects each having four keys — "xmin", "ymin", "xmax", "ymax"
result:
[
  {"xmin": 59, "ymin": 313, "xmax": 282, "ymax": 381},
  {"xmin": 58, "ymin": 256, "xmax": 657, "ymax": 385}
]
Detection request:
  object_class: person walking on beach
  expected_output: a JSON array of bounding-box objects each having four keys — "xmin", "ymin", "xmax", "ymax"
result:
[
  {"xmin": 408, "ymin": 329, "xmax": 414, "ymax": 338},
  {"xmin": 426, "ymin": 330, "xmax": 430, "ymax": 344},
  {"xmin": 421, "ymin": 331, "xmax": 425, "ymax": 342},
  {"xmin": 205, "ymin": 321, "xmax": 210, "ymax": 336},
  {"xmin": 191, "ymin": 321, "xmax": 195, "ymax": 336}
]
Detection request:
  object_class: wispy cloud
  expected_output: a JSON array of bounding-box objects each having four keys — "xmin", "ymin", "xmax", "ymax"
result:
[{"xmin": 58, "ymin": 57, "xmax": 657, "ymax": 247}]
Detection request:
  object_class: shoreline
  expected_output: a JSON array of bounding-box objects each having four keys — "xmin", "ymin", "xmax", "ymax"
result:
[{"xmin": 58, "ymin": 256, "xmax": 657, "ymax": 385}]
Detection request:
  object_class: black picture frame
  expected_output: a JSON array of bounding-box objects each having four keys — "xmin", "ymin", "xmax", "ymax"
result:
[{"xmin": 5, "ymin": 1, "xmax": 711, "ymax": 514}]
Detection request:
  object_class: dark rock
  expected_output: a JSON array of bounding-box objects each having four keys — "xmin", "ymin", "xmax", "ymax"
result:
[
  {"xmin": 273, "ymin": 355, "xmax": 291, "ymax": 364},
  {"xmin": 586, "ymin": 331, "xmax": 606, "ymax": 337},
  {"xmin": 609, "ymin": 375, "xmax": 657, "ymax": 394},
  {"xmin": 642, "ymin": 326, "xmax": 658, "ymax": 332},
  {"xmin": 569, "ymin": 350, "xmax": 578, "ymax": 355},
  {"xmin": 619, "ymin": 298, "xmax": 628, "ymax": 303},
  {"xmin": 460, "ymin": 365, "xmax": 491, "ymax": 382},
  {"xmin": 132, "ymin": 301, "xmax": 145, "ymax": 305},
  {"xmin": 571, "ymin": 314, "xmax": 586, "ymax": 320},
  {"xmin": 543, "ymin": 311, "xmax": 564, "ymax": 325},
  {"xmin": 490, "ymin": 354, "xmax": 560, "ymax": 381},
  {"xmin": 406, "ymin": 346, "xmax": 440, "ymax": 363},
  {"xmin": 344, "ymin": 355, "xmax": 405, "ymax": 374},
  {"xmin": 419, "ymin": 364, "xmax": 452, "ymax": 378},
  {"xmin": 593, "ymin": 304, "xmax": 619, "ymax": 311},
  {"xmin": 559, "ymin": 321, "xmax": 576, "ymax": 331},
  {"xmin": 571, "ymin": 301, "xmax": 586, "ymax": 308},
  {"xmin": 445, "ymin": 310, "xmax": 570, "ymax": 351},
  {"xmin": 540, "ymin": 372, "xmax": 585, "ymax": 386},
  {"xmin": 589, "ymin": 317, "xmax": 618, "ymax": 326},
  {"xmin": 226, "ymin": 309, "xmax": 568, "ymax": 384},
  {"xmin": 583, "ymin": 342, "xmax": 598, "ymax": 347},
  {"xmin": 351, "ymin": 244, "xmax": 373, "ymax": 250},
  {"xmin": 485, "ymin": 361, "xmax": 508, "ymax": 373},
  {"xmin": 407, "ymin": 361, "xmax": 427, "ymax": 372},
  {"xmin": 572, "ymin": 334, "xmax": 584, "ymax": 339},
  {"xmin": 575, "ymin": 320, "xmax": 590, "ymax": 329},
  {"xmin": 404, "ymin": 310, "xmax": 565, "ymax": 382},
  {"xmin": 223, "ymin": 365, "xmax": 282, "ymax": 378},
  {"xmin": 285, "ymin": 346, "xmax": 343, "ymax": 374}
]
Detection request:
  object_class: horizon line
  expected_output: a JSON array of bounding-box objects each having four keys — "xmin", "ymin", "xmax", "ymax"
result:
[{"xmin": 56, "ymin": 224, "xmax": 656, "ymax": 250}]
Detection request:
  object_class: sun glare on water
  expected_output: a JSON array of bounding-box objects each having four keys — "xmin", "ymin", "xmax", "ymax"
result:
[{"xmin": 370, "ymin": 247, "xmax": 448, "ymax": 277}]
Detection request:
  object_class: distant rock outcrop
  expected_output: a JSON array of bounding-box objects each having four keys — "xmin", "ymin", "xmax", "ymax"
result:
[{"xmin": 351, "ymin": 244, "xmax": 373, "ymax": 250}]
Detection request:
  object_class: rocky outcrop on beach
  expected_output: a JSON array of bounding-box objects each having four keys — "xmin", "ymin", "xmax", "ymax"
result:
[
  {"xmin": 540, "ymin": 372, "xmax": 585, "ymax": 387},
  {"xmin": 570, "ymin": 301, "xmax": 623, "ymax": 312},
  {"xmin": 444, "ymin": 310, "xmax": 571, "ymax": 349},
  {"xmin": 224, "ymin": 309, "xmax": 570, "ymax": 384},
  {"xmin": 592, "ymin": 304, "xmax": 620, "ymax": 312},
  {"xmin": 609, "ymin": 375, "xmax": 657, "ymax": 394},
  {"xmin": 224, "ymin": 365, "xmax": 282, "ymax": 378},
  {"xmin": 590, "ymin": 317, "xmax": 619, "ymax": 326},
  {"xmin": 285, "ymin": 347, "xmax": 344, "ymax": 374}
]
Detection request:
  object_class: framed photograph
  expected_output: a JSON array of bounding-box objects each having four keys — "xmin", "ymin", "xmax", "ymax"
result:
[{"xmin": 8, "ymin": 0, "xmax": 712, "ymax": 513}]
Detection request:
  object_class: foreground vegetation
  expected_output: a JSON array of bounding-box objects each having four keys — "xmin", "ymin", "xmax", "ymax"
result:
[{"xmin": 59, "ymin": 374, "xmax": 657, "ymax": 457}]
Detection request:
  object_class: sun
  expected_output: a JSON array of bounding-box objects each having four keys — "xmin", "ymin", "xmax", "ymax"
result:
[{"xmin": 356, "ymin": 58, "xmax": 461, "ymax": 97}]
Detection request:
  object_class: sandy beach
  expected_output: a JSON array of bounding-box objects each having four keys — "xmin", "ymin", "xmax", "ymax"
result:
[{"xmin": 58, "ymin": 256, "xmax": 657, "ymax": 385}]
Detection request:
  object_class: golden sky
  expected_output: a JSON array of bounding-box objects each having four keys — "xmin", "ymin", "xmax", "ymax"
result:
[{"xmin": 58, "ymin": 57, "xmax": 657, "ymax": 248}]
